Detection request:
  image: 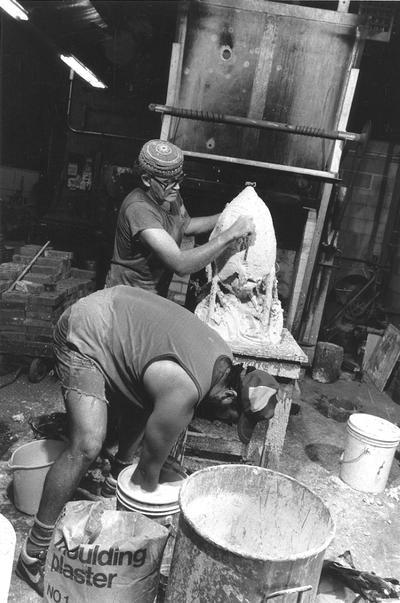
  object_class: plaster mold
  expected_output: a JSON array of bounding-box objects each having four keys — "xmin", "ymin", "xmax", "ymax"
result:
[{"xmin": 195, "ymin": 185, "xmax": 283, "ymax": 346}]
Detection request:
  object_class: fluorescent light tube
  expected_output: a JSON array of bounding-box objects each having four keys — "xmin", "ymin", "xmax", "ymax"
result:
[
  {"xmin": 0, "ymin": 0, "xmax": 29, "ymax": 20},
  {"xmin": 60, "ymin": 54, "xmax": 107, "ymax": 89}
]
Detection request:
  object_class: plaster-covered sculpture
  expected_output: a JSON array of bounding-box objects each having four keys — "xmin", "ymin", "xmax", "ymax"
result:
[{"xmin": 195, "ymin": 185, "xmax": 283, "ymax": 346}]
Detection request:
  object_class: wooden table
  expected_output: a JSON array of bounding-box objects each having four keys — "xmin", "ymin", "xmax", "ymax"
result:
[
  {"xmin": 232, "ymin": 328, "xmax": 308, "ymax": 469},
  {"xmin": 177, "ymin": 329, "xmax": 308, "ymax": 473}
]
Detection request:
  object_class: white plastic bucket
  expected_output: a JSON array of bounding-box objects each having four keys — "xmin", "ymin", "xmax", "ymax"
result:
[
  {"xmin": 0, "ymin": 514, "xmax": 16, "ymax": 603},
  {"xmin": 340, "ymin": 413, "xmax": 400, "ymax": 493},
  {"xmin": 116, "ymin": 460, "xmax": 186, "ymax": 594},
  {"xmin": 8, "ymin": 439, "xmax": 67, "ymax": 515}
]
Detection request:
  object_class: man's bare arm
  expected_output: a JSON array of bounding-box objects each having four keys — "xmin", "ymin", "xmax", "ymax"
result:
[
  {"xmin": 131, "ymin": 360, "xmax": 198, "ymax": 491},
  {"xmin": 184, "ymin": 214, "xmax": 220, "ymax": 236},
  {"xmin": 141, "ymin": 214, "xmax": 254, "ymax": 276}
]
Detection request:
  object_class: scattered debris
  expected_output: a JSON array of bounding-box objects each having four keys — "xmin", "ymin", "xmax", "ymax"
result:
[
  {"xmin": 323, "ymin": 551, "xmax": 400, "ymax": 601},
  {"xmin": 385, "ymin": 486, "xmax": 400, "ymax": 502},
  {"xmin": 28, "ymin": 412, "xmax": 68, "ymax": 440},
  {"xmin": 316, "ymin": 394, "xmax": 359, "ymax": 422},
  {"xmin": 11, "ymin": 413, "xmax": 24, "ymax": 423}
]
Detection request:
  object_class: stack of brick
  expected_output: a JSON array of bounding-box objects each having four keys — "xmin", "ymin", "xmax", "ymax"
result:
[
  {"xmin": 167, "ymin": 235, "xmax": 194, "ymax": 306},
  {"xmin": 0, "ymin": 244, "xmax": 96, "ymax": 359}
]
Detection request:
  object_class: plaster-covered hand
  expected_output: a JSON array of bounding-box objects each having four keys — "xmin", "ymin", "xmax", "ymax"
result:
[{"xmin": 224, "ymin": 215, "xmax": 255, "ymax": 245}]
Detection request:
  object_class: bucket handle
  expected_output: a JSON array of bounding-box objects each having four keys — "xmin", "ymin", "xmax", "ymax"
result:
[
  {"xmin": 263, "ymin": 585, "xmax": 312, "ymax": 602},
  {"xmin": 339, "ymin": 447, "xmax": 370, "ymax": 464}
]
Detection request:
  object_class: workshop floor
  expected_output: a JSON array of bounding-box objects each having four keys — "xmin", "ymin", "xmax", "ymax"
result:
[{"xmin": 1, "ymin": 366, "xmax": 400, "ymax": 602}]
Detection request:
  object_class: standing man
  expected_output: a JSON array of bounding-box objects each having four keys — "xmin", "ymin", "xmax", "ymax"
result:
[
  {"xmin": 105, "ymin": 139, "xmax": 254, "ymax": 296},
  {"xmin": 16, "ymin": 285, "xmax": 279, "ymax": 596}
]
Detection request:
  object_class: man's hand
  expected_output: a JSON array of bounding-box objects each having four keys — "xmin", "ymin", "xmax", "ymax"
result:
[
  {"xmin": 130, "ymin": 458, "xmax": 184, "ymax": 491},
  {"xmin": 225, "ymin": 216, "xmax": 255, "ymax": 244}
]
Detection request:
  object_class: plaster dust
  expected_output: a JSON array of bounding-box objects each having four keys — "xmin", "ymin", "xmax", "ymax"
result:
[{"xmin": 280, "ymin": 375, "xmax": 400, "ymax": 577}]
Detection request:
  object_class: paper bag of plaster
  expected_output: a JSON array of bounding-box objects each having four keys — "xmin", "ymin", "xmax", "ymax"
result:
[{"xmin": 44, "ymin": 499, "xmax": 169, "ymax": 603}]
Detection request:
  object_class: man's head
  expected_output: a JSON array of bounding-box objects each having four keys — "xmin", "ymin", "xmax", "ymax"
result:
[
  {"xmin": 197, "ymin": 363, "xmax": 280, "ymax": 440},
  {"xmin": 138, "ymin": 139, "xmax": 185, "ymax": 205}
]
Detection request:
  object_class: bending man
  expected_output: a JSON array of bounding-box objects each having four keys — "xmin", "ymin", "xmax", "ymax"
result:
[{"xmin": 17, "ymin": 285, "xmax": 280, "ymax": 596}]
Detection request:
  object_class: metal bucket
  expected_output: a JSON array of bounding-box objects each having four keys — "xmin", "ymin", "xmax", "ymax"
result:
[{"xmin": 165, "ymin": 465, "xmax": 335, "ymax": 603}]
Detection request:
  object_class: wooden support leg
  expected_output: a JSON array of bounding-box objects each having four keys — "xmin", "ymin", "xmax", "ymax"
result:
[{"xmin": 261, "ymin": 382, "xmax": 294, "ymax": 470}]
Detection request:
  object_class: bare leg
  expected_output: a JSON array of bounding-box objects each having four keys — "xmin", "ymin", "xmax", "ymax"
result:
[{"xmin": 36, "ymin": 389, "xmax": 107, "ymax": 526}]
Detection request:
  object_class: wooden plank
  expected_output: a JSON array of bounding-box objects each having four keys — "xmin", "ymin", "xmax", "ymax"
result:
[
  {"xmin": 362, "ymin": 333, "xmax": 382, "ymax": 369},
  {"xmin": 364, "ymin": 324, "xmax": 400, "ymax": 391},
  {"xmin": 292, "ymin": 182, "xmax": 334, "ymax": 338},
  {"xmin": 185, "ymin": 431, "xmax": 244, "ymax": 458},
  {"xmin": 232, "ymin": 328, "xmax": 309, "ymax": 365},
  {"xmin": 262, "ymin": 383, "xmax": 293, "ymax": 470},
  {"xmin": 242, "ymin": 420, "xmax": 264, "ymax": 466},
  {"xmin": 330, "ymin": 68, "xmax": 359, "ymax": 174},
  {"xmin": 286, "ymin": 208, "xmax": 317, "ymax": 331},
  {"xmin": 198, "ymin": 0, "xmax": 362, "ymax": 26},
  {"xmin": 241, "ymin": 17, "xmax": 276, "ymax": 156}
]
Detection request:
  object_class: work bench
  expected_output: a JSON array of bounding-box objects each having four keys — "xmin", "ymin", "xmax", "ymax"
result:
[{"xmin": 180, "ymin": 329, "xmax": 308, "ymax": 472}]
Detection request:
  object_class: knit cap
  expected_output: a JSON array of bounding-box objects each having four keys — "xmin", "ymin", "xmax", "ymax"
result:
[{"xmin": 138, "ymin": 139, "xmax": 184, "ymax": 178}]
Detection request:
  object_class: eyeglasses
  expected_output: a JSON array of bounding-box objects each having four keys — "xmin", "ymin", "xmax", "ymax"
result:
[{"xmin": 150, "ymin": 173, "xmax": 185, "ymax": 190}]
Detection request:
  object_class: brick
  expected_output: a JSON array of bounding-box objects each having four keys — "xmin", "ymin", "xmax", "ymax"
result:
[
  {"xmin": 18, "ymin": 244, "xmax": 47, "ymax": 256},
  {"xmin": 1, "ymin": 291, "xmax": 31, "ymax": 303},
  {"xmin": 0, "ymin": 309, "xmax": 25, "ymax": 324},
  {"xmin": 15, "ymin": 281, "xmax": 45, "ymax": 294},
  {"xmin": 0, "ymin": 263, "xmax": 25, "ymax": 278},
  {"xmin": 0, "ymin": 299, "xmax": 27, "ymax": 310},
  {"xmin": 0, "ymin": 281, "xmax": 12, "ymax": 293},
  {"xmin": 70, "ymin": 268, "xmax": 96, "ymax": 280},
  {"xmin": 0, "ymin": 331, "xmax": 26, "ymax": 342},
  {"xmin": 38, "ymin": 290, "xmax": 68, "ymax": 305},
  {"xmin": 11, "ymin": 255, "xmax": 29, "ymax": 264},
  {"xmin": 26, "ymin": 308, "xmax": 63, "ymax": 321},
  {"xmin": 25, "ymin": 332, "xmax": 54, "ymax": 342},
  {"xmin": 30, "ymin": 264, "xmax": 62, "ymax": 277},
  {"xmin": 0, "ymin": 323, "xmax": 26, "ymax": 332},
  {"xmin": 25, "ymin": 318, "xmax": 55, "ymax": 329},
  {"xmin": 13, "ymin": 254, "xmax": 71, "ymax": 272},
  {"xmin": 21, "ymin": 273, "xmax": 57, "ymax": 285},
  {"xmin": 44, "ymin": 249, "xmax": 74, "ymax": 260}
]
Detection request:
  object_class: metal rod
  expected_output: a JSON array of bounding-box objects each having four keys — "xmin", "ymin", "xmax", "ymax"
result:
[
  {"xmin": 180, "ymin": 149, "xmax": 338, "ymax": 181},
  {"xmin": 263, "ymin": 585, "xmax": 312, "ymax": 601},
  {"xmin": 6, "ymin": 240, "xmax": 51, "ymax": 293},
  {"xmin": 149, "ymin": 103, "xmax": 367, "ymax": 144}
]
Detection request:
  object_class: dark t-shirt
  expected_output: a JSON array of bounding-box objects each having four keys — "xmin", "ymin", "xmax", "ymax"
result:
[
  {"xmin": 57, "ymin": 286, "xmax": 232, "ymax": 411},
  {"xmin": 106, "ymin": 187, "xmax": 190, "ymax": 296}
]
